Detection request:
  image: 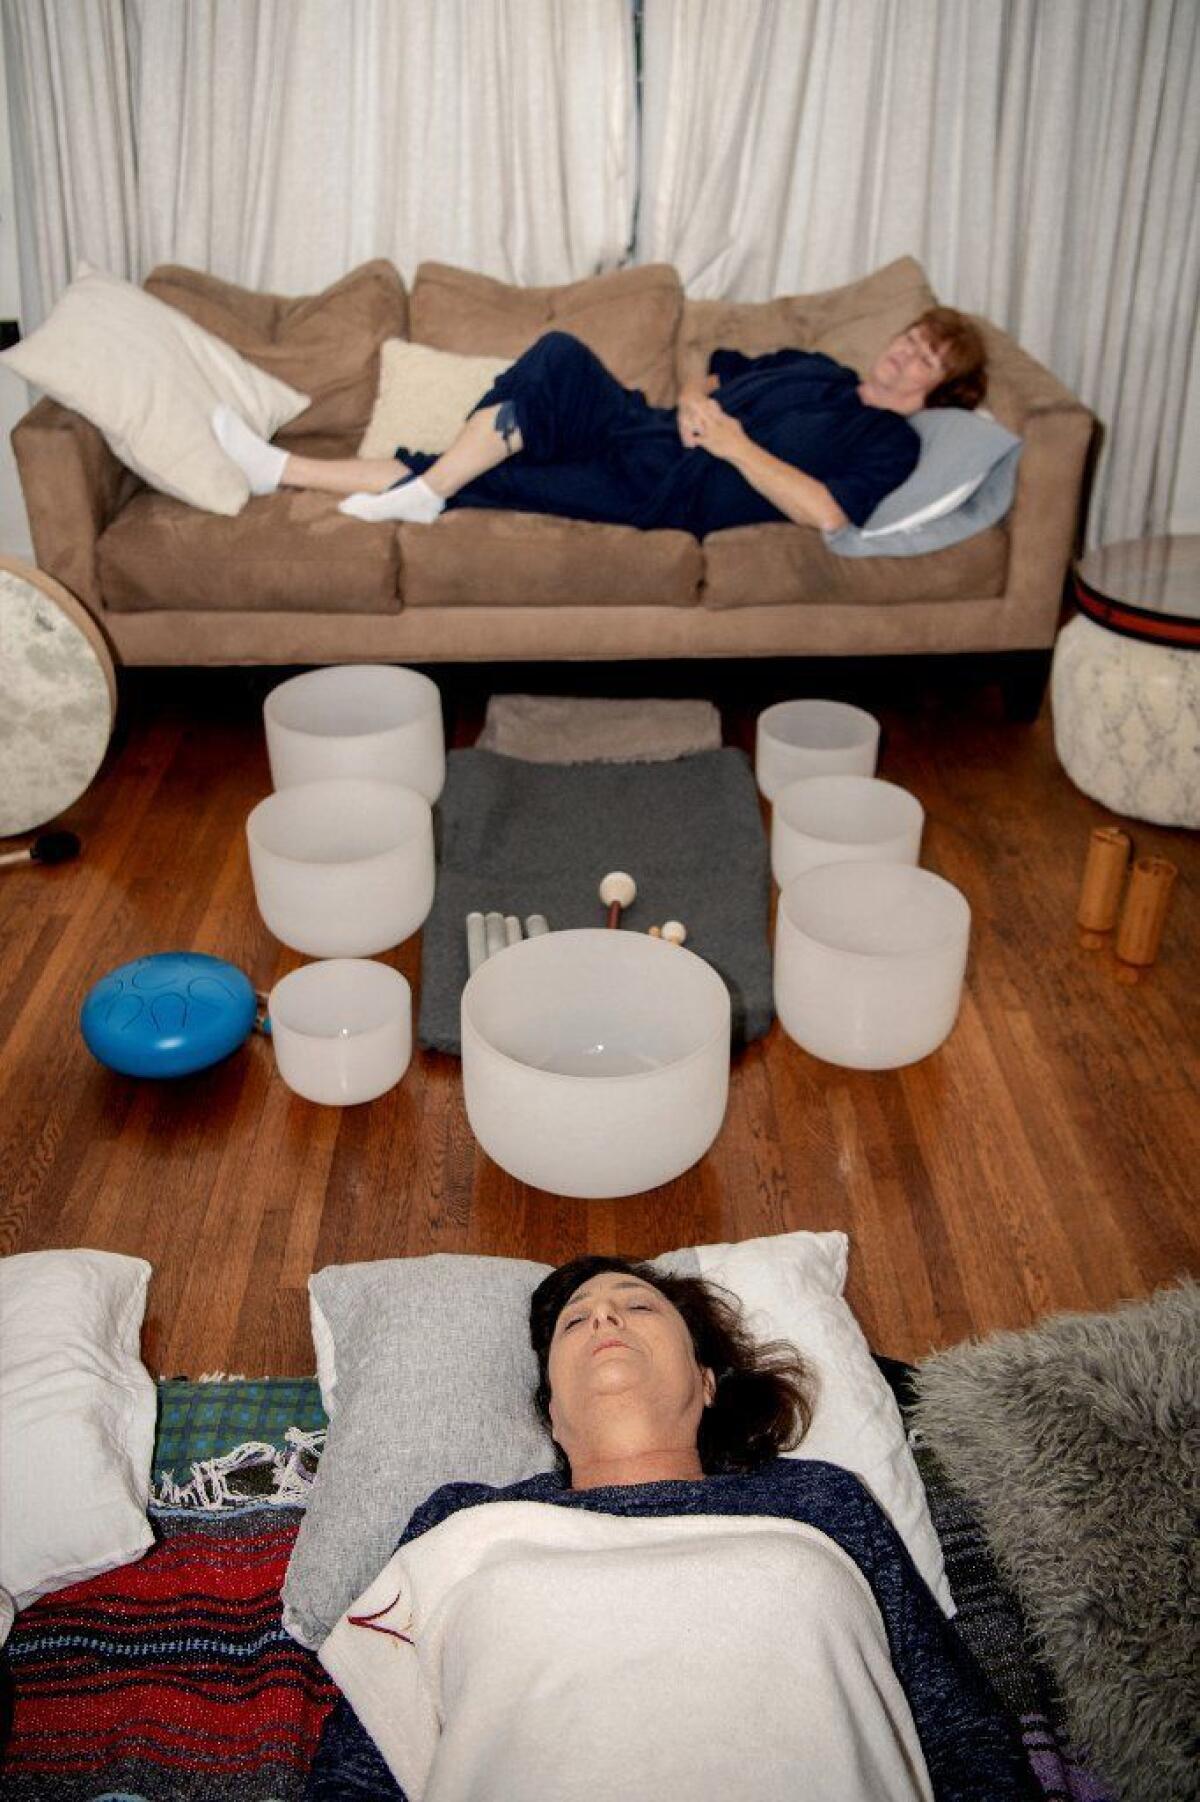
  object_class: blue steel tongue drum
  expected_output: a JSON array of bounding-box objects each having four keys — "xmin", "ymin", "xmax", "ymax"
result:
[{"xmin": 0, "ymin": 559, "xmax": 117, "ymax": 837}]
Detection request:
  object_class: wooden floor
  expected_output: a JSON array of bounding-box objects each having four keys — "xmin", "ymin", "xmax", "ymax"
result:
[{"xmin": 1, "ymin": 657, "xmax": 1195, "ymax": 1376}]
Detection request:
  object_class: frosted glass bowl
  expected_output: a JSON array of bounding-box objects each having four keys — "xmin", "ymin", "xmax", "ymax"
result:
[
  {"xmin": 755, "ymin": 699, "xmax": 880, "ymax": 801},
  {"xmin": 774, "ymin": 861, "xmax": 970, "ymax": 1069},
  {"xmin": 246, "ymin": 778, "xmax": 434, "ymax": 957},
  {"xmin": 461, "ymin": 928, "xmax": 731, "ymax": 1199},
  {"xmin": 264, "ymin": 664, "xmax": 445, "ymax": 802},
  {"xmin": 771, "ymin": 774, "xmax": 925, "ymax": 887},
  {"xmin": 269, "ymin": 959, "xmax": 412, "ymax": 1105}
]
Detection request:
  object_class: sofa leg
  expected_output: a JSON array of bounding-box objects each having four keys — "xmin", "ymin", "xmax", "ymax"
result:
[{"xmin": 999, "ymin": 649, "xmax": 1053, "ymax": 723}]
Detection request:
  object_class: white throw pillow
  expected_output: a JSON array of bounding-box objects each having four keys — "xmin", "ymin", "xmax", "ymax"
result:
[
  {"xmin": 0, "ymin": 1249, "xmax": 157, "ymax": 1628},
  {"xmin": 283, "ymin": 1230, "xmax": 949, "ymax": 1649},
  {"xmin": 0, "ymin": 263, "xmax": 308, "ymax": 514},
  {"xmin": 357, "ymin": 339, "xmax": 513, "ymax": 459}
]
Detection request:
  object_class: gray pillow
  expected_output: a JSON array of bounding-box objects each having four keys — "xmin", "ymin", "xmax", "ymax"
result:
[
  {"xmin": 827, "ymin": 408, "xmax": 1022, "ymax": 559},
  {"xmin": 282, "ymin": 1248, "xmax": 702, "ymax": 1647}
]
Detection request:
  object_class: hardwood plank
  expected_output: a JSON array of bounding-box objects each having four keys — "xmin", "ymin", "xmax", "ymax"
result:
[{"xmin": 1, "ymin": 661, "xmax": 1195, "ymax": 1376}]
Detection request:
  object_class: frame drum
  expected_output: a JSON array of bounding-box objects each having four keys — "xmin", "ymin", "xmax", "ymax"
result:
[{"xmin": 0, "ymin": 558, "xmax": 117, "ymax": 837}]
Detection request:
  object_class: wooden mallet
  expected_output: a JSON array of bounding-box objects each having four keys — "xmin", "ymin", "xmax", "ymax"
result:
[
  {"xmin": 0, "ymin": 830, "xmax": 82, "ymax": 870},
  {"xmin": 599, "ymin": 870, "xmax": 637, "ymax": 928}
]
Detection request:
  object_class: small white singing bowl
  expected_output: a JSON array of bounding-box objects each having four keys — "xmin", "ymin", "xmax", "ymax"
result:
[
  {"xmin": 246, "ymin": 778, "xmax": 434, "ymax": 958},
  {"xmin": 264, "ymin": 664, "xmax": 446, "ymax": 803},
  {"xmin": 770, "ymin": 774, "xmax": 925, "ymax": 888},
  {"xmin": 461, "ymin": 928, "xmax": 731, "ymax": 1199},
  {"xmin": 755, "ymin": 699, "xmax": 880, "ymax": 802},
  {"xmin": 774, "ymin": 861, "xmax": 971, "ymax": 1070},
  {"xmin": 269, "ymin": 959, "xmax": 412, "ymax": 1106}
]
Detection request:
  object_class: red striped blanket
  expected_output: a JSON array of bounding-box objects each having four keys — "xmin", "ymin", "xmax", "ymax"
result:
[{"xmin": 1, "ymin": 1506, "xmax": 336, "ymax": 1800}]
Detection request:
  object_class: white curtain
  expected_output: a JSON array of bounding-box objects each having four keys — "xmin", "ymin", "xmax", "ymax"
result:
[
  {"xmin": 639, "ymin": 0, "xmax": 1200, "ymax": 546},
  {"xmin": 7, "ymin": 0, "xmax": 636, "ymax": 316},
  {"xmin": 123, "ymin": 0, "xmax": 636, "ymax": 295},
  {"xmin": 3, "ymin": 0, "xmax": 138, "ymax": 326}
]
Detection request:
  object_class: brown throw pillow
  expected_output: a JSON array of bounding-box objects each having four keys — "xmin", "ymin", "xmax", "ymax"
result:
[
  {"xmin": 677, "ymin": 256, "xmax": 937, "ymax": 387},
  {"xmin": 144, "ymin": 259, "xmax": 409, "ymax": 449},
  {"xmin": 409, "ymin": 262, "xmax": 683, "ymax": 406}
]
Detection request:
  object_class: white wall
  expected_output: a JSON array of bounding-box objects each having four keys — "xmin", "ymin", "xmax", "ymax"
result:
[{"xmin": 0, "ymin": 25, "xmax": 32, "ymax": 558}]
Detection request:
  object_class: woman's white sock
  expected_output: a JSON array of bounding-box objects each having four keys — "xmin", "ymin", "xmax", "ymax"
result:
[
  {"xmin": 212, "ymin": 405, "xmax": 288, "ymax": 495},
  {"xmin": 339, "ymin": 477, "xmax": 446, "ymax": 524}
]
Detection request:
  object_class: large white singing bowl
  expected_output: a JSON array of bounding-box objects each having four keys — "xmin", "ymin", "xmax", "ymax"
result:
[
  {"xmin": 270, "ymin": 959, "xmax": 412, "ymax": 1105},
  {"xmin": 461, "ymin": 929, "xmax": 731, "ymax": 1199},
  {"xmin": 775, "ymin": 862, "xmax": 971, "ymax": 1069},
  {"xmin": 264, "ymin": 664, "xmax": 446, "ymax": 802},
  {"xmin": 771, "ymin": 775, "xmax": 925, "ymax": 887},
  {"xmin": 755, "ymin": 699, "xmax": 880, "ymax": 801},
  {"xmin": 246, "ymin": 779, "xmax": 434, "ymax": 957}
]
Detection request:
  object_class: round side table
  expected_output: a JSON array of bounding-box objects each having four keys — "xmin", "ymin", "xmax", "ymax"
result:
[{"xmin": 1050, "ymin": 535, "xmax": 1199, "ymax": 828}]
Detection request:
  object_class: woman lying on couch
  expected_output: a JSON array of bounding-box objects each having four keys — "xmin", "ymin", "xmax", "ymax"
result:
[
  {"xmin": 214, "ymin": 308, "xmax": 986, "ymax": 541},
  {"xmin": 306, "ymin": 1254, "xmax": 1033, "ymax": 1801}
]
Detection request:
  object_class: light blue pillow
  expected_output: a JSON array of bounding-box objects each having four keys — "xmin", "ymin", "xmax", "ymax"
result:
[{"xmin": 827, "ymin": 408, "xmax": 1022, "ymax": 559}]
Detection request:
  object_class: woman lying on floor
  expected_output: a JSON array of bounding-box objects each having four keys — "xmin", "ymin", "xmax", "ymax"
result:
[
  {"xmin": 305, "ymin": 1255, "xmax": 1033, "ymax": 1801},
  {"xmin": 214, "ymin": 308, "xmax": 986, "ymax": 540}
]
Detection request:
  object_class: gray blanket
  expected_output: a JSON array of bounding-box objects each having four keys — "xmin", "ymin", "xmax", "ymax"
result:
[{"xmin": 418, "ymin": 748, "xmax": 772, "ymax": 1054}]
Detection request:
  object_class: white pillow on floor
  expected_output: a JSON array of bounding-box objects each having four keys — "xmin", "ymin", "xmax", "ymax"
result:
[
  {"xmin": 0, "ymin": 263, "xmax": 308, "ymax": 514},
  {"xmin": 0, "ymin": 1249, "xmax": 157, "ymax": 1627}
]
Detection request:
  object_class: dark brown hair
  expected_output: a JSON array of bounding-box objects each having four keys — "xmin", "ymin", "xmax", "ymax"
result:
[
  {"xmin": 529, "ymin": 1255, "xmax": 814, "ymax": 1479},
  {"xmin": 910, "ymin": 305, "xmax": 988, "ymax": 410}
]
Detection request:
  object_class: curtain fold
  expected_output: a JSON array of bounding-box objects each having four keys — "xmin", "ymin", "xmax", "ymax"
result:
[
  {"xmin": 2, "ymin": 0, "xmax": 138, "ymax": 328},
  {"xmin": 124, "ymin": 0, "xmax": 637, "ymax": 294},
  {"xmin": 638, "ymin": 0, "xmax": 1199, "ymax": 546}
]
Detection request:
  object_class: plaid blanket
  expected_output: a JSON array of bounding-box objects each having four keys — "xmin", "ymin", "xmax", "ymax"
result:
[{"xmin": 0, "ymin": 1375, "xmax": 1106, "ymax": 1801}]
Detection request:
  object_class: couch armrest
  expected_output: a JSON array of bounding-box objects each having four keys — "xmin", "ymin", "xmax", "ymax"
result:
[
  {"xmin": 974, "ymin": 319, "xmax": 1095, "ymax": 645},
  {"xmin": 10, "ymin": 397, "xmax": 136, "ymax": 612}
]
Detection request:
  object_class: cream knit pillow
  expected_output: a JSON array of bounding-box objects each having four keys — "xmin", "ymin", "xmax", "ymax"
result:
[
  {"xmin": 357, "ymin": 340, "xmax": 512, "ymax": 458},
  {"xmin": 0, "ymin": 263, "xmax": 308, "ymax": 514}
]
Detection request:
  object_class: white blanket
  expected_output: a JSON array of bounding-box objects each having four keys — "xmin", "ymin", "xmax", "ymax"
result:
[{"xmin": 320, "ymin": 1501, "xmax": 935, "ymax": 1802}]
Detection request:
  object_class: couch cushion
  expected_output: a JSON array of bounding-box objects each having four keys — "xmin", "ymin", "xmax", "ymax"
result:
[
  {"xmin": 678, "ymin": 256, "xmax": 937, "ymax": 386},
  {"xmin": 98, "ymin": 489, "xmax": 401, "ymax": 614},
  {"xmin": 398, "ymin": 509, "xmax": 702, "ymax": 609},
  {"xmin": 409, "ymin": 263, "xmax": 683, "ymax": 406},
  {"xmin": 144, "ymin": 260, "xmax": 408, "ymax": 450},
  {"xmin": 701, "ymin": 518, "xmax": 1008, "ymax": 610}
]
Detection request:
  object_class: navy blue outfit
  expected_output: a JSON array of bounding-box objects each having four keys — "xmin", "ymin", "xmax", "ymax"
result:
[
  {"xmin": 305, "ymin": 1457, "xmax": 1035, "ymax": 1800},
  {"xmin": 397, "ymin": 331, "xmax": 919, "ymax": 537}
]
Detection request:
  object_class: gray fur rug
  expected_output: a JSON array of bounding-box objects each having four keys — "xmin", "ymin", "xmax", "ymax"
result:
[{"xmin": 912, "ymin": 1284, "xmax": 1198, "ymax": 1802}]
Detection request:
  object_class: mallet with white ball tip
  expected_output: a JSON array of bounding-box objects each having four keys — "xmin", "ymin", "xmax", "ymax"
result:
[
  {"xmin": 661, "ymin": 920, "xmax": 688, "ymax": 946},
  {"xmin": 599, "ymin": 870, "xmax": 637, "ymax": 929}
]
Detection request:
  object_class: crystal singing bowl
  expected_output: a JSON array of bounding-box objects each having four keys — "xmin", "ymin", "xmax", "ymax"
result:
[
  {"xmin": 264, "ymin": 663, "xmax": 446, "ymax": 802},
  {"xmin": 246, "ymin": 778, "xmax": 434, "ymax": 957},
  {"xmin": 770, "ymin": 774, "xmax": 925, "ymax": 887},
  {"xmin": 269, "ymin": 959, "xmax": 412, "ymax": 1106},
  {"xmin": 755, "ymin": 698, "xmax": 880, "ymax": 801},
  {"xmin": 461, "ymin": 928, "xmax": 732, "ymax": 1199},
  {"xmin": 774, "ymin": 861, "xmax": 970, "ymax": 1069}
]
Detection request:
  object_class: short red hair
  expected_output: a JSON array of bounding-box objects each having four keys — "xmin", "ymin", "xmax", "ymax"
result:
[{"xmin": 911, "ymin": 307, "xmax": 988, "ymax": 410}]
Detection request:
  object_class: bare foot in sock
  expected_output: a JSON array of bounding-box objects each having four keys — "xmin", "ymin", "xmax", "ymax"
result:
[
  {"xmin": 339, "ymin": 476, "xmax": 446, "ymax": 524},
  {"xmin": 212, "ymin": 404, "xmax": 288, "ymax": 495}
]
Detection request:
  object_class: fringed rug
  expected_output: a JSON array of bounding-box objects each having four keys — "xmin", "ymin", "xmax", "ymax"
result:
[{"xmin": 0, "ymin": 1381, "xmax": 335, "ymax": 1802}]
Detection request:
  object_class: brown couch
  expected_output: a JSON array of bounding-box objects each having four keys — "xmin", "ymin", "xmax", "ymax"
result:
[{"xmin": 12, "ymin": 255, "xmax": 1092, "ymax": 677}]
